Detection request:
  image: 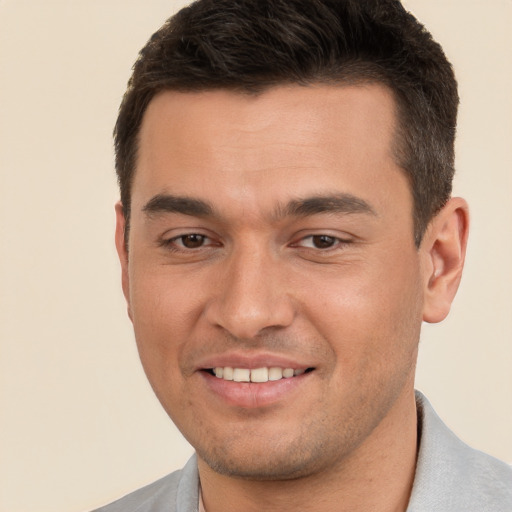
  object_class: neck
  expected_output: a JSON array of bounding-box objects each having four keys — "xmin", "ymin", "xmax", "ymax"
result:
[{"xmin": 198, "ymin": 389, "xmax": 418, "ymax": 512}]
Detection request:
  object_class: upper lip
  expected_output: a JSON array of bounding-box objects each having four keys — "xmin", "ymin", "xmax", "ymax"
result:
[{"xmin": 195, "ymin": 351, "xmax": 315, "ymax": 371}]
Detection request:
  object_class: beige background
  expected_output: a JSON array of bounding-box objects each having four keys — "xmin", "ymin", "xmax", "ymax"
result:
[{"xmin": 0, "ymin": 1, "xmax": 511, "ymax": 511}]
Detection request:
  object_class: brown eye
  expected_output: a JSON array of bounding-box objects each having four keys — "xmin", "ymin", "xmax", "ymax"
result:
[
  {"xmin": 180, "ymin": 234, "xmax": 206, "ymax": 248},
  {"xmin": 311, "ymin": 235, "xmax": 336, "ymax": 249}
]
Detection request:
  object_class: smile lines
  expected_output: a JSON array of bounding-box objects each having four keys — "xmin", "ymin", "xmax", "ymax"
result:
[{"xmin": 210, "ymin": 367, "xmax": 313, "ymax": 383}]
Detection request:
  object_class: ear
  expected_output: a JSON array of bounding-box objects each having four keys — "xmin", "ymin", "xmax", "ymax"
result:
[
  {"xmin": 114, "ymin": 201, "xmax": 132, "ymax": 321},
  {"xmin": 421, "ymin": 197, "xmax": 469, "ymax": 323}
]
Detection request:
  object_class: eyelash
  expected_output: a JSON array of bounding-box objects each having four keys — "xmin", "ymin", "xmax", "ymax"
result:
[
  {"xmin": 292, "ymin": 234, "xmax": 352, "ymax": 251},
  {"xmin": 160, "ymin": 233, "xmax": 352, "ymax": 253},
  {"xmin": 160, "ymin": 233, "xmax": 216, "ymax": 251}
]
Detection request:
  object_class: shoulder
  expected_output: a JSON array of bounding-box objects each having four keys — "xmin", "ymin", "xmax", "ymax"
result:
[
  {"xmin": 91, "ymin": 455, "xmax": 199, "ymax": 512},
  {"xmin": 408, "ymin": 392, "xmax": 512, "ymax": 512}
]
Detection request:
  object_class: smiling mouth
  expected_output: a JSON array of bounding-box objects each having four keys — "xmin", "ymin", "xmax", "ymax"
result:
[{"xmin": 204, "ymin": 367, "xmax": 315, "ymax": 383}]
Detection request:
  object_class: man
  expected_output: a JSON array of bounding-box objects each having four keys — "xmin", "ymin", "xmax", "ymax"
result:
[{"xmin": 95, "ymin": 0, "xmax": 512, "ymax": 510}]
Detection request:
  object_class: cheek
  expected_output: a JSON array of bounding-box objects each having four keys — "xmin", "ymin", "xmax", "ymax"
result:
[
  {"xmin": 128, "ymin": 268, "xmax": 197, "ymax": 377},
  {"xmin": 130, "ymin": 260, "xmax": 202, "ymax": 325},
  {"xmin": 303, "ymin": 255, "xmax": 423, "ymax": 358}
]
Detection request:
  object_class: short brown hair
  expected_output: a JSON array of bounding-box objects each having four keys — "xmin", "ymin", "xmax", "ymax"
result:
[{"xmin": 114, "ymin": 0, "xmax": 458, "ymax": 246}]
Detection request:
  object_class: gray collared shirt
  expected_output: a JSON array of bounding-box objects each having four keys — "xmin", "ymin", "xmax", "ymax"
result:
[{"xmin": 93, "ymin": 392, "xmax": 512, "ymax": 512}]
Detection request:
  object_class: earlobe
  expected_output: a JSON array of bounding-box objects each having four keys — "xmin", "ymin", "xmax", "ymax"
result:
[
  {"xmin": 114, "ymin": 201, "xmax": 132, "ymax": 321},
  {"xmin": 421, "ymin": 197, "xmax": 469, "ymax": 324}
]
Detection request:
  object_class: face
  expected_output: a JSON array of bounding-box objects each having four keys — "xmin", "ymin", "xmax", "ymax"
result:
[{"xmin": 118, "ymin": 84, "xmax": 428, "ymax": 480}]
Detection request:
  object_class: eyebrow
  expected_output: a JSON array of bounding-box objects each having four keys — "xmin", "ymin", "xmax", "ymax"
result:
[
  {"xmin": 142, "ymin": 192, "xmax": 376, "ymax": 220},
  {"xmin": 279, "ymin": 193, "xmax": 377, "ymax": 218},
  {"xmin": 143, "ymin": 194, "xmax": 213, "ymax": 217}
]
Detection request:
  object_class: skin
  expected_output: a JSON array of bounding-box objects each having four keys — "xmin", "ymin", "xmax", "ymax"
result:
[{"xmin": 115, "ymin": 84, "xmax": 469, "ymax": 511}]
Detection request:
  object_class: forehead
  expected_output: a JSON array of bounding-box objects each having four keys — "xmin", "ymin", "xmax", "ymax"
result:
[
  {"xmin": 132, "ymin": 84, "xmax": 407, "ymax": 219},
  {"xmin": 138, "ymin": 84, "xmax": 397, "ymax": 160}
]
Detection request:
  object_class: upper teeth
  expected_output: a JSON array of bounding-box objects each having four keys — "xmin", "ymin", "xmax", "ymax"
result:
[{"xmin": 213, "ymin": 367, "xmax": 306, "ymax": 383}]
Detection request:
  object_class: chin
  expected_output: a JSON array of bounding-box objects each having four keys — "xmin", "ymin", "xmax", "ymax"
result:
[
  {"xmin": 195, "ymin": 433, "xmax": 344, "ymax": 481},
  {"xmin": 201, "ymin": 454, "xmax": 316, "ymax": 481}
]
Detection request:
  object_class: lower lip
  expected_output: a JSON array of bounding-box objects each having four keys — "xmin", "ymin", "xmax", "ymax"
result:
[{"xmin": 200, "ymin": 371, "xmax": 311, "ymax": 409}]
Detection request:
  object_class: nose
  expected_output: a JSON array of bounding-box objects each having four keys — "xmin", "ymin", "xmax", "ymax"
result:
[{"xmin": 204, "ymin": 245, "xmax": 295, "ymax": 339}]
